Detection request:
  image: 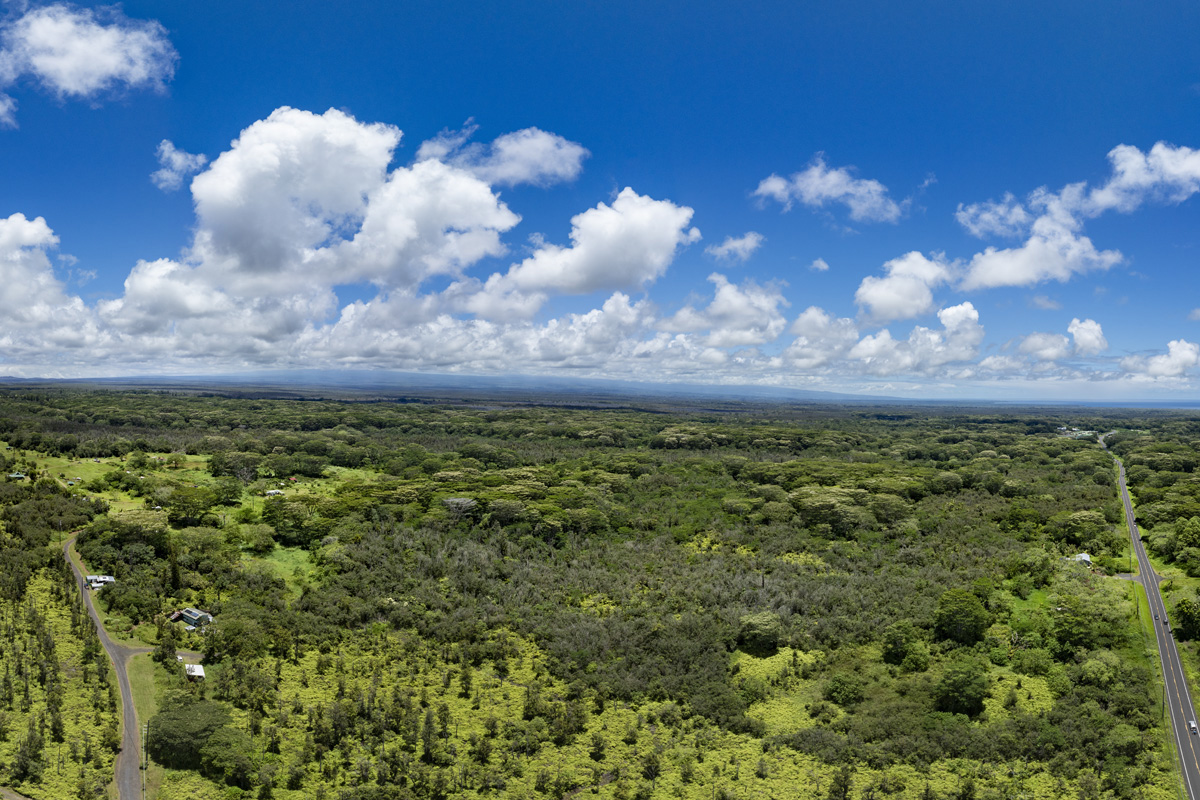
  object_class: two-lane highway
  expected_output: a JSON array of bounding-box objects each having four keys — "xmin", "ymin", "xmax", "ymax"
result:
[{"xmin": 1106, "ymin": 439, "xmax": 1200, "ymax": 799}]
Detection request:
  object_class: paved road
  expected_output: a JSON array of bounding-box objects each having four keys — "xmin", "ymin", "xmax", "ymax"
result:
[
  {"xmin": 62, "ymin": 535, "xmax": 151, "ymax": 800},
  {"xmin": 1105, "ymin": 439, "xmax": 1200, "ymax": 799}
]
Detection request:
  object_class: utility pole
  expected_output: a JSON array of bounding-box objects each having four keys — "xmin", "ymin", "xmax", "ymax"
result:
[{"xmin": 142, "ymin": 720, "xmax": 147, "ymax": 800}]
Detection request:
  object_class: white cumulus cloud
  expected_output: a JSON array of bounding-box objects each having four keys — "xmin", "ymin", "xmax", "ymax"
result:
[
  {"xmin": 1068, "ymin": 317, "xmax": 1107, "ymax": 355},
  {"xmin": 660, "ymin": 273, "xmax": 789, "ymax": 347},
  {"xmin": 330, "ymin": 157, "xmax": 521, "ymax": 289},
  {"xmin": 955, "ymin": 193, "xmax": 1031, "ymax": 239},
  {"xmin": 705, "ymin": 232, "xmax": 763, "ymax": 262},
  {"xmin": 1009, "ymin": 318, "xmax": 1107, "ymax": 366},
  {"xmin": 0, "ymin": 212, "xmax": 101, "ymax": 354},
  {"xmin": 417, "ymin": 122, "xmax": 589, "ymax": 187},
  {"xmin": 471, "ymin": 188, "xmax": 699, "ymax": 316},
  {"xmin": 959, "ymin": 185, "xmax": 1121, "ymax": 290},
  {"xmin": 151, "ymin": 140, "xmax": 207, "ymax": 192},
  {"xmin": 958, "ymin": 143, "xmax": 1200, "ymax": 291},
  {"xmin": 847, "ymin": 303, "xmax": 984, "ymax": 376},
  {"xmin": 105, "ymin": 108, "xmax": 701, "ymax": 349},
  {"xmin": 754, "ymin": 155, "xmax": 903, "ymax": 222},
  {"xmin": 1018, "ymin": 332, "xmax": 1072, "ymax": 362},
  {"xmin": 104, "ymin": 107, "xmax": 524, "ymax": 346},
  {"xmin": 0, "ymin": 212, "xmax": 61, "ymax": 318},
  {"xmin": 854, "ymin": 251, "xmax": 953, "ymax": 323},
  {"xmin": 190, "ymin": 106, "xmax": 402, "ymax": 276},
  {"xmin": 1085, "ymin": 142, "xmax": 1200, "ymax": 214},
  {"xmin": 0, "ymin": 3, "xmax": 176, "ymax": 126},
  {"xmin": 785, "ymin": 306, "xmax": 859, "ymax": 369},
  {"xmin": 1121, "ymin": 339, "xmax": 1200, "ymax": 378}
]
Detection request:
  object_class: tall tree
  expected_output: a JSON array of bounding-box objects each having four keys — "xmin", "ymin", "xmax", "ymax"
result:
[{"xmin": 934, "ymin": 589, "xmax": 988, "ymax": 645}]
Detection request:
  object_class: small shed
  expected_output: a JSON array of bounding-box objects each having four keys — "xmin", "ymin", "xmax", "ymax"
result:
[{"xmin": 185, "ymin": 664, "xmax": 206, "ymax": 681}]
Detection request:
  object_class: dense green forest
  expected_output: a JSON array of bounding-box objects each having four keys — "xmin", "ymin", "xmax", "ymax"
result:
[{"xmin": 0, "ymin": 389, "xmax": 1192, "ymax": 799}]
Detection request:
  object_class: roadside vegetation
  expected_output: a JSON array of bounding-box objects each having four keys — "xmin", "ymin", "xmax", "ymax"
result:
[
  {"xmin": 0, "ymin": 456, "xmax": 118, "ymax": 799},
  {"xmin": 1109, "ymin": 421, "xmax": 1200, "ymax": 720},
  {"xmin": 0, "ymin": 390, "xmax": 1187, "ymax": 799}
]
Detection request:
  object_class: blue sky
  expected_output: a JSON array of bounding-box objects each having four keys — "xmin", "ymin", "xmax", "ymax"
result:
[{"xmin": 1, "ymin": 1, "xmax": 1199, "ymax": 400}]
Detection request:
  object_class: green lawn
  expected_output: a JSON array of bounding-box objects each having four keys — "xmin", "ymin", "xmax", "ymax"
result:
[
  {"xmin": 1009, "ymin": 587, "xmax": 1049, "ymax": 617},
  {"xmin": 127, "ymin": 654, "xmax": 165, "ymax": 799}
]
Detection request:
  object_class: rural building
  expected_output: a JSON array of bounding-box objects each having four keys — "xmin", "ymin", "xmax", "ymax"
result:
[
  {"xmin": 171, "ymin": 607, "xmax": 214, "ymax": 629},
  {"xmin": 185, "ymin": 664, "xmax": 206, "ymax": 681}
]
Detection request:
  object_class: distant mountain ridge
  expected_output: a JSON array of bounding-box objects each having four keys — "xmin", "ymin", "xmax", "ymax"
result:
[
  {"xmin": 2, "ymin": 370, "xmax": 1200, "ymax": 408},
  {"xmin": 0, "ymin": 370, "xmax": 888, "ymax": 404}
]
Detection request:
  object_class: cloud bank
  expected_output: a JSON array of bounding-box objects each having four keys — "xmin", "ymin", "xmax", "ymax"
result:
[{"xmin": 3, "ymin": 106, "xmax": 1200, "ymax": 397}]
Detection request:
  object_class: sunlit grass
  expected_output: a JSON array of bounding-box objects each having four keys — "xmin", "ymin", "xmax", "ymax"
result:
[{"xmin": 244, "ymin": 545, "xmax": 313, "ymax": 599}]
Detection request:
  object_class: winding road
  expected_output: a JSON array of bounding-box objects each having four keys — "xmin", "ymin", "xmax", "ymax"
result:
[
  {"xmin": 62, "ymin": 535, "xmax": 150, "ymax": 800},
  {"xmin": 1105, "ymin": 438, "xmax": 1200, "ymax": 800}
]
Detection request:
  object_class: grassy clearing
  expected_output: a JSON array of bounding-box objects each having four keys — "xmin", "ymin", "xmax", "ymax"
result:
[
  {"xmin": 127, "ymin": 654, "xmax": 158, "ymax": 733},
  {"xmin": 1121, "ymin": 537, "xmax": 1139, "ymax": 575},
  {"xmin": 734, "ymin": 646, "xmax": 823, "ymax": 735},
  {"xmin": 1009, "ymin": 586, "xmax": 1049, "ymax": 613},
  {"xmin": 126, "ymin": 654, "xmax": 167, "ymax": 799},
  {"xmin": 244, "ymin": 545, "xmax": 313, "ymax": 599},
  {"xmin": 30, "ymin": 454, "xmax": 116, "ymax": 485},
  {"xmin": 153, "ymin": 769, "xmax": 218, "ymax": 799},
  {"xmin": 982, "ymin": 670, "xmax": 1054, "ymax": 720}
]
